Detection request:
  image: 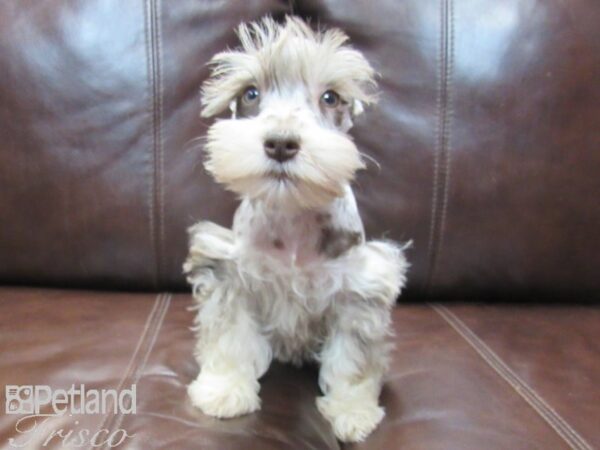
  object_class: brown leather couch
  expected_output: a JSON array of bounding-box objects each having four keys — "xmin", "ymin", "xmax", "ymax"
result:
[{"xmin": 1, "ymin": 1, "xmax": 598, "ymax": 449}]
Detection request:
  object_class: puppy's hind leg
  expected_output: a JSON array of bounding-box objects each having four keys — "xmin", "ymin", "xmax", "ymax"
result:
[
  {"xmin": 317, "ymin": 241, "xmax": 408, "ymax": 442},
  {"xmin": 184, "ymin": 221, "xmax": 272, "ymax": 418}
]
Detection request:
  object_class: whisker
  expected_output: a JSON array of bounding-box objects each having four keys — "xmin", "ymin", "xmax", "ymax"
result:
[
  {"xmin": 360, "ymin": 151, "xmax": 381, "ymax": 172},
  {"xmin": 183, "ymin": 136, "xmax": 207, "ymax": 153}
]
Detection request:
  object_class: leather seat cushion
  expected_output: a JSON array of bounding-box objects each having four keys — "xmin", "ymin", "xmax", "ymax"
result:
[{"xmin": 1, "ymin": 287, "xmax": 597, "ymax": 449}]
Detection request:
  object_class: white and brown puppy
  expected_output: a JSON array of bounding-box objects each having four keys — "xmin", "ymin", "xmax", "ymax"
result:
[{"xmin": 184, "ymin": 16, "xmax": 408, "ymax": 442}]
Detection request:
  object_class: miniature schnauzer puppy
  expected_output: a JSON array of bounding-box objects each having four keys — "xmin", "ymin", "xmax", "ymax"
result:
[{"xmin": 184, "ymin": 16, "xmax": 408, "ymax": 442}]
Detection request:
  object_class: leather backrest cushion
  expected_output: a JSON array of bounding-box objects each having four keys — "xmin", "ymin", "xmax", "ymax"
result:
[{"xmin": 0, "ymin": 0, "xmax": 598, "ymax": 298}]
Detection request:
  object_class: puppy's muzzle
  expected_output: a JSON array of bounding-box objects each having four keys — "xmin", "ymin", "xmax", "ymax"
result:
[{"xmin": 264, "ymin": 133, "xmax": 300, "ymax": 163}]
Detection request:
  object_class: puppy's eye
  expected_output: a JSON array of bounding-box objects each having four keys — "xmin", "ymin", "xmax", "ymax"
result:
[
  {"xmin": 242, "ymin": 86, "xmax": 260, "ymax": 104},
  {"xmin": 320, "ymin": 90, "xmax": 340, "ymax": 108}
]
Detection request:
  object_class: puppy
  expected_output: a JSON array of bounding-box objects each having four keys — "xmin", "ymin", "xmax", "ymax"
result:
[{"xmin": 184, "ymin": 16, "xmax": 408, "ymax": 442}]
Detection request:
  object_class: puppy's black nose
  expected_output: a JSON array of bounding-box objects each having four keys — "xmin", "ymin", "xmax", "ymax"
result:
[{"xmin": 264, "ymin": 137, "xmax": 300, "ymax": 163}]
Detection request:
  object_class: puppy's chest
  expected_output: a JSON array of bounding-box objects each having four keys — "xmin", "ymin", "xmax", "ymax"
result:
[
  {"xmin": 244, "ymin": 211, "xmax": 361, "ymax": 268},
  {"xmin": 250, "ymin": 212, "xmax": 322, "ymax": 266}
]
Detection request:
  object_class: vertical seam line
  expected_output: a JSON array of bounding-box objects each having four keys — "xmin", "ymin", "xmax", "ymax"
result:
[
  {"xmin": 436, "ymin": 0, "xmax": 454, "ymax": 287},
  {"xmin": 145, "ymin": 0, "xmax": 164, "ymax": 289},
  {"xmin": 143, "ymin": 0, "xmax": 157, "ymax": 289},
  {"xmin": 430, "ymin": 304, "xmax": 593, "ymax": 450},
  {"xmin": 156, "ymin": 0, "xmax": 165, "ymax": 287},
  {"xmin": 426, "ymin": 0, "xmax": 454, "ymax": 292}
]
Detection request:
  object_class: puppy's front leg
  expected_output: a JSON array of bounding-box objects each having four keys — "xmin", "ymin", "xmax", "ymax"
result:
[
  {"xmin": 317, "ymin": 241, "xmax": 408, "ymax": 442},
  {"xmin": 317, "ymin": 303, "xmax": 390, "ymax": 442},
  {"xmin": 185, "ymin": 221, "xmax": 272, "ymax": 419},
  {"xmin": 188, "ymin": 292, "xmax": 271, "ymax": 418}
]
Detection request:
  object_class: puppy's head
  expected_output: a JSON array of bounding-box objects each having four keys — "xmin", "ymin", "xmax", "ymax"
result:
[{"xmin": 201, "ymin": 16, "xmax": 377, "ymax": 209}]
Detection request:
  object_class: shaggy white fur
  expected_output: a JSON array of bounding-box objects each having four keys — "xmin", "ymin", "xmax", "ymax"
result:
[{"xmin": 184, "ymin": 16, "xmax": 409, "ymax": 443}]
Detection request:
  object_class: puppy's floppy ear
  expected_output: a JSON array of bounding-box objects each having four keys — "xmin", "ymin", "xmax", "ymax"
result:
[
  {"xmin": 199, "ymin": 50, "xmax": 257, "ymax": 118},
  {"xmin": 229, "ymin": 100, "xmax": 237, "ymax": 119},
  {"xmin": 199, "ymin": 71, "xmax": 233, "ymax": 118},
  {"xmin": 351, "ymin": 99, "xmax": 364, "ymax": 117},
  {"xmin": 200, "ymin": 85, "xmax": 229, "ymax": 119}
]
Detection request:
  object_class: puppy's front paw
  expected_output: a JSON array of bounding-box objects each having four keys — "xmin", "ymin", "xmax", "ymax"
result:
[
  {"xmin": 188, "ymin": 370, "xmax": 260, "ymax": 418},
  {"xmin": 317, "ymin": 395, "xmax": 384, "ymax": 442}
]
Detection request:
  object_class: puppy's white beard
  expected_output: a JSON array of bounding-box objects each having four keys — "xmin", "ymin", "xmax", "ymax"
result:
[
  {"xmin": 204, "ymin": 119, "xmax": 365, "ymax": 210},
  {"xmin": 228, "ymin": 176, "xmax": 339, "ymax": 210}
]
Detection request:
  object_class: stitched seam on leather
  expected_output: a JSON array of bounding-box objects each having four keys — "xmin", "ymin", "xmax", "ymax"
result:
[
  {"xmin": 102, "ymin": 294, "xmax": 172, "ymax": 449},
  {"xmin": 143, "ymin": 0, "xmax": 158, "ymax": 289},
  {"xmin": 145, "ymin": 0, "xmax": 165, "ymax": 288},
  {"xmin": 434, "ymin": 0, "xmax": 454, "ymax": 288},
  {"xmin": 156, "ymin": 0, "xmax": 166, "ymax": 287},
  {"xmin": 91, "ymin": 293, "xmax": 163, "ymax": 450},
  {"xmin": 431, "ymin": 304, "xmax": 593, "ymax": 450},
  {"xmin": 426, "ymin": 0, "xmax": 454, "ymax": 292},
  {"xmin": 426, "ymin": 0, "xmax": 444, "ymax": 283}
]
